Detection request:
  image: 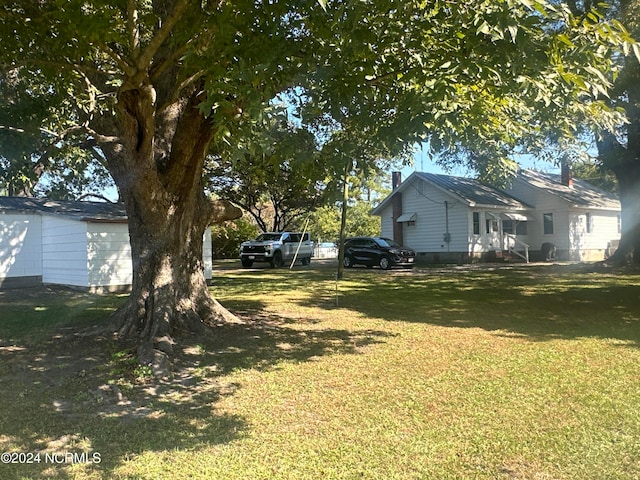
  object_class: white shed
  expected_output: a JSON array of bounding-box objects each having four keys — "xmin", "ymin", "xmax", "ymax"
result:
[{"xmin": 0, "ymin": 197, "xmax": 212, "ymax": 291}]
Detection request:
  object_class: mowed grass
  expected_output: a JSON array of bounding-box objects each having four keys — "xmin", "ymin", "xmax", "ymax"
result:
[{"xmin": 1, "ymin": 263, "xmax": 640, "ymax": 479}]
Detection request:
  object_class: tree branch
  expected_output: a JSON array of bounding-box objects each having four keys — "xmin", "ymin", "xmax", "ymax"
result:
[
  {"xmin": 127, "ymin": 0, "xmax": 141, "ymax": 59},
  {"xmin": 96, "ymin": 42, "xmax": 137, "ymax": 79},
  {"xmin": 156, "ymin": 70, "xmax": 205, "ymax": 115},
  {"xmin": 207, "ymin": 198, "xmax": 243, "ymax": 225},
  {"xmin": 85, "ymin": 127, "xmax": 122, "ymax": 145},
  {"xmin": 77, "ymin": 192, "xmax": 117, "ymax": 203},
  {"xmin": 136, "ymin": 0, "xmax": 192, "ymax": 72}
]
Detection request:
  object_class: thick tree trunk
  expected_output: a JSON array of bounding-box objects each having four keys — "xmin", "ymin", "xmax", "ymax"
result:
[
  {"xmin": 98, "ymin": 81, "xmax": 242, "ymax": 367},
  {"xmin": 110, "ymin": 197, "xmax": 241, "ymax": 342},
  {"xmin": 607, "ymin": 161, "xmax": 640, "ymax": 265},
  {"xmin": 599, "ymin": 30, "xmax": 640, "ymax": 266},
  {"xmin": 597, "ymin": 122, "xmax": 640, "ymax": 266}
]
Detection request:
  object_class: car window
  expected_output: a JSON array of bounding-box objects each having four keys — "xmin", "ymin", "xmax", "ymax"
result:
[
  {"xmin": 376, "ymin": 237, "xmax": 400, "ymax": 248},
  {"xmin": 256, "ymin": 233, "xmax": 282, "ymax": 241}
]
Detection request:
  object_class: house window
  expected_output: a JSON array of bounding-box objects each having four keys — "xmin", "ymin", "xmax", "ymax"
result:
[
  {"xmin": 473, "ymin": 212, "xmax": 480, "ymax": 235},
  {"xmin": 586, "ymin": 213, "xmax": 592, "ymax": 233},
  {"xmin": 504, "ymin": 219, "xmax": 528, "ymax": 235},
  {"xmin": 515, "ymin": 222, "xmax": 528, "ymax": 235},
  {"xmin": 502, "ymin": 220, "xmax": 514, "ymax": 234},
  {"xmin": 486, "ymin": 218, "xmax": 498, "ymax": 233},
  {"xmin": 543, "ymin": 213, "xmax": 554, "ymax": 235}
]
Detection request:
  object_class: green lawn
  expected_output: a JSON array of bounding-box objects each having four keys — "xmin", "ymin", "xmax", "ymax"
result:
[{"xmin": 1, "ymin": 263, "xmax": 639, "ymax": 479}]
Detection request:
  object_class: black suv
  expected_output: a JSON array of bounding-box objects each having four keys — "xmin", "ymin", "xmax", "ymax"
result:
[{"xmin": 342, "ymin": 236, "xmax": 416, "ymax": 270}]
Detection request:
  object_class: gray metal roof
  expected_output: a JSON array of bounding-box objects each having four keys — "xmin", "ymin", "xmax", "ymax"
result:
[
  {"xmin": 0, "ymin": 197, "xmax": 128, "ymax": 223},
  {"xmin": 371, "ymin": 171, "xmax": 533, "ymax": 215},
  {"xmin": 412, "ymin": 172, "xmax": 533, "ymax": 209},
  {"xmin": 372, "ymin": 170, "xmax": 621, "ymax": 215},
  {"xmin": 516, "ymin": 170, "xmax": 620, "ymax": 210}
]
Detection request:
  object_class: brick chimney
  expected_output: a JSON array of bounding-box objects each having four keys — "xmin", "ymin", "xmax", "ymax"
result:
[
  {"xmin": 392, "ymin": 171, "xmax": 402, "ymax": 190},
  {"xmin": 391, "ymin": 172, "xmax": 403, "ymax": 245},
  {"xmin": 561, "ymin": 162, "xmax": 573, "ymax": 187}
]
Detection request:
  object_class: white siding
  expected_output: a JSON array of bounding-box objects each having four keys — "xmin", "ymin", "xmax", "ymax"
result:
[
  {"xmin": 41, "ymin": 216, "xmax": 89, "ymax": 287},
  {"xmin": 505, "ymin": 178, "xmax": 620, "ymax": 260},
  {"xmin": 86, "ymin": 223, "xmax": 213, "ymax": 287},
  {"xmin": 506, "ymin": 179, "xmax": 571, "ymax": 252},
  {"xmin": 0, "ymin": 213, "xmax": 42, "ymax": 280},
  {"xmin": 42, "ymin": 215, "xmax": 88, "ymax": 287},
  {"xmin": 568, "ymin": 210, "xmax": 620, "ymax": 261},
  {"xmin": 385, "ymin": 178, "xmax": 470, "ymax": 254},
  {"xmin": 203, "ymin": 229, "xmax": 213, "ymax": 280},
  {"xmin": 87, "ymin": 223, "xmax": 132, "ymax": 287},
  {"xmin": 379, "ymin": 207, "xmax": 394, "ymax": 240}
]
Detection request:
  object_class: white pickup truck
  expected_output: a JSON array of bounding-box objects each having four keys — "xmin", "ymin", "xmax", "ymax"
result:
[{"xmin": 240, "ymin": 232, "xmax": 314, "ymax": 268}]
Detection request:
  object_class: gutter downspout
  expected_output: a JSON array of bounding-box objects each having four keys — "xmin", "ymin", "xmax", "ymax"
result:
[{"xmin": 444, "ymin": 200, "xmax": 450, "ymax": 252}]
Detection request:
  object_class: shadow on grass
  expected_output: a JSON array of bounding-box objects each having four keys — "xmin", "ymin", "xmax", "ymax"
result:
[
  {"xmin": 0, "ymin": 290, "xmax": 391, "ymax": 479},
  {"xmin": 327, "ymin": 265, "xmax": 640, "ymax": 346}
]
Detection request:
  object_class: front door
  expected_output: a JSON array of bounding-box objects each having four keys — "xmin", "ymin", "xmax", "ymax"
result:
[{"xmin": 486, "ymin": 215, "xmax": 502, "ymax": 250}]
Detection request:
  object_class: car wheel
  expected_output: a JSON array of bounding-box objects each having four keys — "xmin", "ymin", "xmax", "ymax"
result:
[
  {"xmin": 301, "ymin": 256, "xmax": 311, "ymax": 266},
  {"xmin": 271, "ymin": 251, "xmax": 283, "ymax": 268},
  {"xmin": 379, "ymin": 256, "xmax": 391, "ymax": 270},
  {"xmin": 343, "ymin": 255, "xmax": 353, "ymax": 268},
  {"xmin": 241, "ymin": 258, "xmax": 253, "ymax": 268}
]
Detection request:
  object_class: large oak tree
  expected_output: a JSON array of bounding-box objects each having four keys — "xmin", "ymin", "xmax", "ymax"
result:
[{"xmin": 0, "ymin": 0, "xmax": 635, "ymax": 360}]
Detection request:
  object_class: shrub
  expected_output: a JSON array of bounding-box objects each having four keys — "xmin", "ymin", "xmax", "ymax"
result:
[{"xmin": 211, "ymin": 217, "xmax": 260, "ymax": 259}]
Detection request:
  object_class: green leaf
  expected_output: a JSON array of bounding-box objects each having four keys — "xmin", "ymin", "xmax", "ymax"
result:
[
  {"xmin": 476, "ymin": 21, "xmax": 491, "ymax": 36},
  {"xmin": 557, "ymin": 34, "xmax": 574, "ymax": 48},
  {"xmin": 633, "ymin": 42, "xmax": 640, "ymax": 63}
]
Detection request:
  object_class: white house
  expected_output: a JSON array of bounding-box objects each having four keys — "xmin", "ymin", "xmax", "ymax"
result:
[
  {"xmin": 371, "ymin": 169, "xmax": 621, "ymax": 263},
  {"xmin": 503, "ymin": 169, "xmax": 621, "ymax": 261},
  {"xmin": 0, "ymin": 197, "xmax": 213, "ymax": 291}
]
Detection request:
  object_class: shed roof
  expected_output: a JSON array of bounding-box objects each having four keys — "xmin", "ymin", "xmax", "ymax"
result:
[
  {"xmin": 515, "ymin": 170, "xmax": 620, "ymax": 210},
  {"xmin": 0, "ymin": 197, "xmax": 128, "ymax": 223}
]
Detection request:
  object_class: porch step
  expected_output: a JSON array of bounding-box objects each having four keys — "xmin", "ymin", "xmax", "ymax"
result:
[{"xmin": 501, "ymin": 251, "xmax": 527, "ymax": 263}]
